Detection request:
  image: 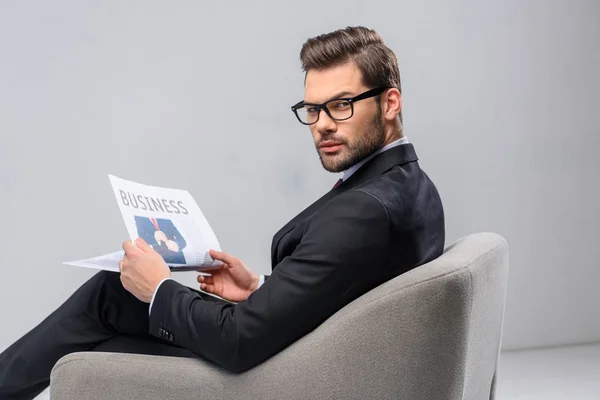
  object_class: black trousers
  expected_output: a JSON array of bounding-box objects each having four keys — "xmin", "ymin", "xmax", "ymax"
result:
[{"xmin": 0, "ymin": 271, "xmax": 205, "ymax": 400}]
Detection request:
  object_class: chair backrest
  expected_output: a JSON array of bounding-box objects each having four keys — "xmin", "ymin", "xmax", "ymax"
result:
[{"xmin": 229, "ymin": 232, "xmax": 509, "ymax": 400}]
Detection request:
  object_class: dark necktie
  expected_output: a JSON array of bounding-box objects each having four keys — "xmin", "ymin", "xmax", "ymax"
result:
[{"xmin": 332, "ymin": 178, "xmax": 343, "ymax": 190}]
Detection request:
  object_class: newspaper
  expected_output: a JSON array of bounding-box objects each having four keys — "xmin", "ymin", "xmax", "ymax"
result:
[{"xmin": 64, "ymin": 175, "xmax": 222, "ymax": 272}]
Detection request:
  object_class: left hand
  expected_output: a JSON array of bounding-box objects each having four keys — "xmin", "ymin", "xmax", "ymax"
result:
[
  {"xmin": 165, "ymin": 240, "xmax": 179, "ymax": 252},
  {"xmin": 120, "ymin": 237, "xmax": 171, "ymax": 303},
  {"xmin": 196, "ymin": 249, "xmax": 259, "ymax": 302}
]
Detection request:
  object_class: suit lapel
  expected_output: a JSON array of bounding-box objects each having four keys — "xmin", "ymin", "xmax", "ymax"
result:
[{"xmin": 270, "ymin": 143, "xmax": 418, "ymax": 264}]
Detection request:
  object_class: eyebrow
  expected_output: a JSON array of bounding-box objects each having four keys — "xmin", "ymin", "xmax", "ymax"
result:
[{"xmin": 304, "ymin": 91, "xmax": 356, "ymax": 104}]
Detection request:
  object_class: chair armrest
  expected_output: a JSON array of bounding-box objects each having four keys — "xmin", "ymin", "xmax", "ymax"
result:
[{"xmin": 50, "ymin": 352, "xmax": 229, "ymax": 400}]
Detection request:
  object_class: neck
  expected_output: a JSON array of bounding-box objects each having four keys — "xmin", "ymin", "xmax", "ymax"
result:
[{"xmin": 383, "ymin": 121, "xmax": 403, "ymax": 146}]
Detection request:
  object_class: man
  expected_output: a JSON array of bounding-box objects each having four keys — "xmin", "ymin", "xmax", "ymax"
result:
[
  {"xmin": 134, "ymin": 216, "xmax": 187, "ymax": 264},
  {"xmin": 0, "ymin": 26, "xmax": 444, "ymax": 399}
]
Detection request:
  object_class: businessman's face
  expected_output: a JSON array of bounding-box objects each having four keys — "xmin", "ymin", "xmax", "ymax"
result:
[{"xmin": 304, "ymin": 62, "xmax": 385, "ymax": 173}]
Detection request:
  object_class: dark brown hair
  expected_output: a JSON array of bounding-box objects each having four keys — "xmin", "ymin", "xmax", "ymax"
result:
[{"xmin": 300, "ymin": 26, "xmax": 402, "ymax": 121}]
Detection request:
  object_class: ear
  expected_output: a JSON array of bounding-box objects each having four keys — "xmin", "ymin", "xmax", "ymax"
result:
[{"xmin": 382, "ymin": 88, "xmax": 402, "ymax": 121}]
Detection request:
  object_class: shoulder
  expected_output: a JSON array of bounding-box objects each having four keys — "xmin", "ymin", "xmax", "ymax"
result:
[
  {"xmin": 352, "ymin": 163, "xmax": 442, "ymax": 220},
  {"xmin": 309, "ymin": 188, "xmax": 391, "ymax": 231}
]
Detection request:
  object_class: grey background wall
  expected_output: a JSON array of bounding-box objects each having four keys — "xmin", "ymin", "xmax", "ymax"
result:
[{"xmin": 0, "ymin": 0, "xmax": 598, "ymax": 354}]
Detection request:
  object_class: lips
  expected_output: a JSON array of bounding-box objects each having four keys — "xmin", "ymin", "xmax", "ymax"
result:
[{"xmin": 319, "ymin": 141, "xmax": 343, "ymax": 153}]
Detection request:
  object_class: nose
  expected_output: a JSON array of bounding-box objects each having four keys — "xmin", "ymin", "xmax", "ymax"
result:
[{"xmin": 315, "ymin": 107, "xmax": 337, "ymax": 134}]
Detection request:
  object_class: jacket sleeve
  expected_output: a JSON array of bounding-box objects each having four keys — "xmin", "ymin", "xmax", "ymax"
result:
[
  {"xmin": 148, "ymin": 190, "xmax": 391, "ymax": 373},
  {"xmin": 135, "ymin": 217, "xmax": 156, "ymax": 246}
]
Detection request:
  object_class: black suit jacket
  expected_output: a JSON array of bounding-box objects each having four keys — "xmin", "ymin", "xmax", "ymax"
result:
[{"xmin": 150, "ymin": 143, "xmax": 445, "ymax": 372}]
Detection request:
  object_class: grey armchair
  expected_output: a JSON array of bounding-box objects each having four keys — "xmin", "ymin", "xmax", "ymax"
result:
[{"xmin": 50, "ymin": 232, "xmax": 509, "ymax": 400}]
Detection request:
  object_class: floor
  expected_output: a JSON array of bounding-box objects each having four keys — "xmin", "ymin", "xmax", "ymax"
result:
[
  {"xmin": 34, "ymin": 343, "xmax": 600, "ymax": 399},
  {"xmin": 496, "ymin": 342, "xmax": 600, "ymax": 399}
]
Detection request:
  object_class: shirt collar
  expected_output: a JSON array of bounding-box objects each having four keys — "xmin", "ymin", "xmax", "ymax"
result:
[{"xmin": 342, "ymin": 136, "xmax": 409, "ymax": 182}]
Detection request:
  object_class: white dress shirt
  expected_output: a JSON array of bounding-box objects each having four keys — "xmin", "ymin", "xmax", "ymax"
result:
[{"xmin": 149, "ymin": 136, "xmax": 409, "ymax": 315}]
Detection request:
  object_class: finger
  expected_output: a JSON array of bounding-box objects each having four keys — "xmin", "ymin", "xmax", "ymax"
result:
[
  {"xmin": 122, "ymin": 240, "xmax": 136, "ymax": 254},
  {"xmin": 208, "ymin": 249, "xmax": 235, "ymax": 266},
  {"xmin": 197, "ymin": 275, "xmax": 214, "ymax": 285},
  {"xmin": 200, "ymin": 282, "xmax": 217, "ymax": 294},
  {"xmin": 135, "ymin": 237, "xmax": 152, "ymax": 253}
]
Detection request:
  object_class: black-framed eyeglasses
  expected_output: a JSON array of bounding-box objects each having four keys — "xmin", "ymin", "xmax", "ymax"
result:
[{"xmin": 291, "ymin": 87, "xmax": 390, "ymax": 125}]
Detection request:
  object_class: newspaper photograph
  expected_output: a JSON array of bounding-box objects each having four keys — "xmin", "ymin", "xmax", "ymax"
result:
[{"xmin": 64, "ymin": 175, "xmax": 223, "ymax": 272}]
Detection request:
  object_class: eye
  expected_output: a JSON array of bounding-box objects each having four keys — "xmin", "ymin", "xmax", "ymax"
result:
[
  {"xmin": 333, "ymin": 100, "xmax": 351, "ymax": 109},
  {"xmin": 306, "ymin": 106, "xmax": 319, "ymax": 114}
]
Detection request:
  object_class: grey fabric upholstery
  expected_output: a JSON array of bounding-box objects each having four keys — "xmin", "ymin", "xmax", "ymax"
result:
[{"xmin": 50, "ymin": 232, "xmax": 509, "ymax": 400}]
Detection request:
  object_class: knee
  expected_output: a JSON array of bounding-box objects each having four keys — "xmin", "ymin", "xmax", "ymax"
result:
[
  {"xmin": 61, "ymin": 271, "xmax": 124, "ymax": 318},
  {"xmin": 86, "ymin": 270, "xmax": 122, "ymax": 292}
]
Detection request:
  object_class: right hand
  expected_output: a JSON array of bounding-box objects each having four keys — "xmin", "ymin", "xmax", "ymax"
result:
[
  {"xmin": 154, "ymin": 230, "xmax": 168, "ymax": 244},
  {"xmin": 197, "ymin": 249, "xmax": 260, "ymax": 303}
]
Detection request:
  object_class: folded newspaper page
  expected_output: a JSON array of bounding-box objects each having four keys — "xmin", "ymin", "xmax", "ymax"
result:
[{"xmin": 64, "ymin": 175, "xmax": 222, "ymax": 272}]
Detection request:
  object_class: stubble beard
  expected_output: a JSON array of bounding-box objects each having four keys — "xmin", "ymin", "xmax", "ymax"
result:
[{"xmin": 317, "ymin": 111, "xmax": 386, "ymax": 173}]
